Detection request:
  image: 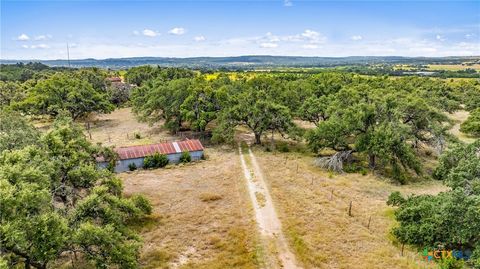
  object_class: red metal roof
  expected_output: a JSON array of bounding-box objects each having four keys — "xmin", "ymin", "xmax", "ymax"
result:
[{"xmin": 115, "ymin": 139, "xmax": 204, "ymax": 160}]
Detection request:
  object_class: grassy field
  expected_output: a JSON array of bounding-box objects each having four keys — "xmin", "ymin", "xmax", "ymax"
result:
[
  {"xmin": 427, "ymin": 64, "xmax": 480, "ymax": 71},
  {"xmin": 252, "ymin": 148, "xmax": 446, "ymax": 269},
  {"xmin": 87, "ymin": 107, "xmax": 176, "ymax": 147},
  {"xmin": 80, "ymin": 108, "xmax": 466, "ymax": 268},
  {"xmin": 121, "ymin": 148, "xmax": 262, "ymax": 269}
]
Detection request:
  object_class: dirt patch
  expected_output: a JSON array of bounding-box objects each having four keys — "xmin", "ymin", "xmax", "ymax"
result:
[{"xmin": 120, "ymin": 148, "xmax": 261, "ymax": 268}]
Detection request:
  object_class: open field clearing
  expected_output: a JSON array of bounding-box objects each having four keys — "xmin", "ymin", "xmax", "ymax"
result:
[
  {"xmin": 447, "ymin": 110, "xmax": 477, "ymax": 144},
  {"xmin": 88, "ymin": 108, "xmax": 176, "ymax": 147},
  {"xmin": 427, "ymin": 64, "xmax": 480, "ymax": 71},
  {"xmin": 120, "ymin": 148, "xmax": 262, "ymax": 269},
  {"xmin": 251, "ymin": 148, "xmax": 447, "ymax": 269}
]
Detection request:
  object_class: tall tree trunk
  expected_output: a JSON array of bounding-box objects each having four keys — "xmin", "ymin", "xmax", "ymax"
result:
[
  {"xmin": 254, "ymin": 133, "xmax": 261, "ymax": 145},
  {"xmin": 369, "ymin": 154, "xmax": 376, "ymax": 170}
]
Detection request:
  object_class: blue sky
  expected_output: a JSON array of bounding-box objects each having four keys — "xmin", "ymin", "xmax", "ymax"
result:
[{"xmin": 1, "ymin": 0, "xmax": 479, "ymax": 59}]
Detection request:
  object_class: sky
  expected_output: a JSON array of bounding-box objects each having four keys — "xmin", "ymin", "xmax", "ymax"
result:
[{"xmin": 1, "ymin": 0, "xmax": 479, "ymax": 60}]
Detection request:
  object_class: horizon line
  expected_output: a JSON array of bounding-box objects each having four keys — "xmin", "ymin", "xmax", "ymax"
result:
[{"xmin": 2, "ymin": 54, "xmax": 480, "ymax": 62}]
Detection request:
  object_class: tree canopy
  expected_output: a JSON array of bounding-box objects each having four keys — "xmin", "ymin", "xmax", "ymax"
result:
[
  {"xmin": 0, "ymin": 115, "xmax": 151, "ymax": 269},
  {"xmin": 20, "ymin": 73, "xmax": 114, "ymax": 120},
  {"xmin": 460, "ymin": 108, "xmax": 480, "ymax": 137},
  {"xmin": 389, "ymin": 140, "xmax": 480, "ymax": 268}
]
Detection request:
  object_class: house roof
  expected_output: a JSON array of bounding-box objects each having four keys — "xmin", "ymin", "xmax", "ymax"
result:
[{"xmin": 115, "ymin": 139, "xmax": 204, "ymax": 160}]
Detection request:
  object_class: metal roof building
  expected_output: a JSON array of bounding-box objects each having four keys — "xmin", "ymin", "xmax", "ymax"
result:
[{"xmin": 99, "ymin": 139, "xmax": 204, "ymax": 173}]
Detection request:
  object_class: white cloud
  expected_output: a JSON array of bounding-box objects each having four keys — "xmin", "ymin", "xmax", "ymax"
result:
[
  {"xmin": 168, "ymin": 27, "xmax": 186, "ymax": 35},
  {"xmin": 22, "ymin": 44, "xmax": 50, "ymax": 49},
  {"xmin": 465, "ymin": 33, "xmax": 475, "ymax": 39},
  {"xmin": 436, "ymin": 34, "xmax": 446, "ymax": 41},
  {"xmin": 301, "ymin": 29, "xmax": 319, "ymax": 39},
  {"xmin": 284, "ymin": 0, "xmax": 293, "ymax": 7},
  {"xmin": 351, "ymin": 35, "xmax": 363, "ymax": 41},
  {"xmin": 34, "ymin": 34, "xmax": 52, "ymax": 41},
  {"xmin": 16, "ymin": 34, "xmax": 30, "ymax": 41},
  {"xmin": 31, "ymin": 44, "xmax": 50, "ymax": 49},
  {"xmin": 142, "ymin": 29, "xmax": 159, "ymax": 37},
  {"xmin": 265, "ymin": 32, "xmax": 280, "ymax": 42},
  {"xmin": 260, "ymin": 42, "xmax": 278, "ymax": 48},
  {"xmin": 133, "ymin": 30, "xmax": 140, "ymax": 36},
  {"xmin": 194, "ymin": 35, "xmax": 206, "ymax": 42},
  {"xmin": 302, "ymin": 44, "xmax": 318, "ymax": 49},
  {"xmin": 300, "ymin": 29, "xmax": 326, "ymax": 44}
]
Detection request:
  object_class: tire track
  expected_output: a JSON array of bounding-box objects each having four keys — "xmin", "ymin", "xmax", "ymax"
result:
[{"xmin": 239, "ymin": 145, "xmax": 301, "ymax": 269}]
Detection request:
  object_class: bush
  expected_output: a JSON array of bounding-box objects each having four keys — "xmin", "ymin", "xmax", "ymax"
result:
[
  {"xmin": 277, "ymin": 143, "xmax": 290, "ymax": 152},
  {"xmin": 179, "ymin": 151, "xmax": 191, "ymax": 163},
  {"xmin": 134, "ymin": 132, "xmax": 142, "ymax": 139},
  {"xmin": 128, "ymin": 162, "xmax": 137, "ymax": 171},
  {"xmin": 386, "ymin": 191, "xmax": 406, "ymax": 206},
  {"xmin": 143, "ymin": 153, "xmax": 169, "ymax": 169},
  {"xmin": 438, "ymin": 257, "xmax": 465, "ymax": 269}
]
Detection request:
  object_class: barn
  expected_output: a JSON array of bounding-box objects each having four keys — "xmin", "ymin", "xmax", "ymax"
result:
[{"xmin": 99, "ymin": 139, "xmax": 204, "ymax": 173}]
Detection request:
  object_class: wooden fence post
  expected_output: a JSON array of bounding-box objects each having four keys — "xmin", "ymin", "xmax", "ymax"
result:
[{"xmin": 348, "ymin": 201, "xmax": 352, "ymax": 217}]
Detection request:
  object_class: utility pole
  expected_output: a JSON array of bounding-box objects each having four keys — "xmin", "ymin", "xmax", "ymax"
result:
[{"xmin": 67, "ymin": 43, "xmax": 71, "ymax": 68}]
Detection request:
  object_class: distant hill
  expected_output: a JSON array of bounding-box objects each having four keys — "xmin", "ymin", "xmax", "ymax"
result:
[{"xmin": 1, "ymin": 55, "xmax": 479, "ymax": 69}]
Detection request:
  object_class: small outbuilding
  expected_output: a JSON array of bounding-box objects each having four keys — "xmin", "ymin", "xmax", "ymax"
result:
[{"xmin": 99, "ymin": 139, "xmax": 204, "ymax": 173}]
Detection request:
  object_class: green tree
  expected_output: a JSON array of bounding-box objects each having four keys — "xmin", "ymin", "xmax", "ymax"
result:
[
  {"xmin": 0, "ymin": 110, "xmax": 40, "ymax": 152},
  {"xmin": 180, "ymin": 77, "xmax": 225, "ymax": 132},
  {"xmin": 216, "ymin": 78, "xmax": 294, "ymax": 144},
  {"xmin": 460, "ymin": 108, "xmax": 480, "ymax": 136},
  {"xmin": 390, "ymin": 140, "xmax": 480, "ymax": 268},
  {"xmin": 0, "ymin": 116, "xmax": 151, "ymax": 268},
  {"xmin": 132, "ymin": 78, "xmax": 191, "ymax": 132},
  {"xmin": 21, "ymin": 73, "xmax": 114, "ymax": 120},
  {"xmin": 306, "ymin": 81, "xmax": 449, "ymax": 181},
  {"xmin": 0, "ymin": 81, "xmax": 25, "ymax": 107},
  {"xmin": 298, "ymin": 95, "xmax": 331, "ymax": 126}
]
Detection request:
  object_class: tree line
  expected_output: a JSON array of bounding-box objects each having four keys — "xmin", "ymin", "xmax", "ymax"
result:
[{"xmin": 129, "ymin": 69, "xmax": 480, "ymax": 183}]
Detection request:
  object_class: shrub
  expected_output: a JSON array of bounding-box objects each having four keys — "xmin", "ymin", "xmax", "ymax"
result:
[
  {"xmin": 128, "ymin": 162, "xmax": 137, "ymax": 171},
  {"xmin": 143, "ymin": 152, "xmax": 169, "ymax": 169},
  {"xmin": 278, "ymin": 143, "xmax": 290, "ymax": 152},
  {"xmin": 387, "ymin": 191, "xmax": 406, "ymax": 206},
  {"xmin": 438, "ymin": 257, "xmax": 465, "ymax": 269},
  {"xmin": 134, "ymin": 132, "xmax": 142, "ymax": 139},
  {"xmin": 179, "ymin": 151, "xmax": 191, "ymax": 163}
]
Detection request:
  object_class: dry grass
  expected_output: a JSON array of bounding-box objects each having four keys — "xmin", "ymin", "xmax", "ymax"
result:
[
  {"xmin": 199, "ymin": 193, "xmax": 223, "ymax": 202},
  {"xmin": 87, "ymin": 107, "xmax": 176, "ymax": 147},
  {"xmin": 447, "ymin": 110, "xmax": 476, "ymax": 144},
  {"xmin": 120, "ymin": 148, "xmax": 262, "ymax": 268},
  {"xmin": 427, "ymin": 64, "xmax": 480, "ymax": 71},
  {"xmin": 252, "ymin": 148, "xmax": 447, "ymax": 269}
]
